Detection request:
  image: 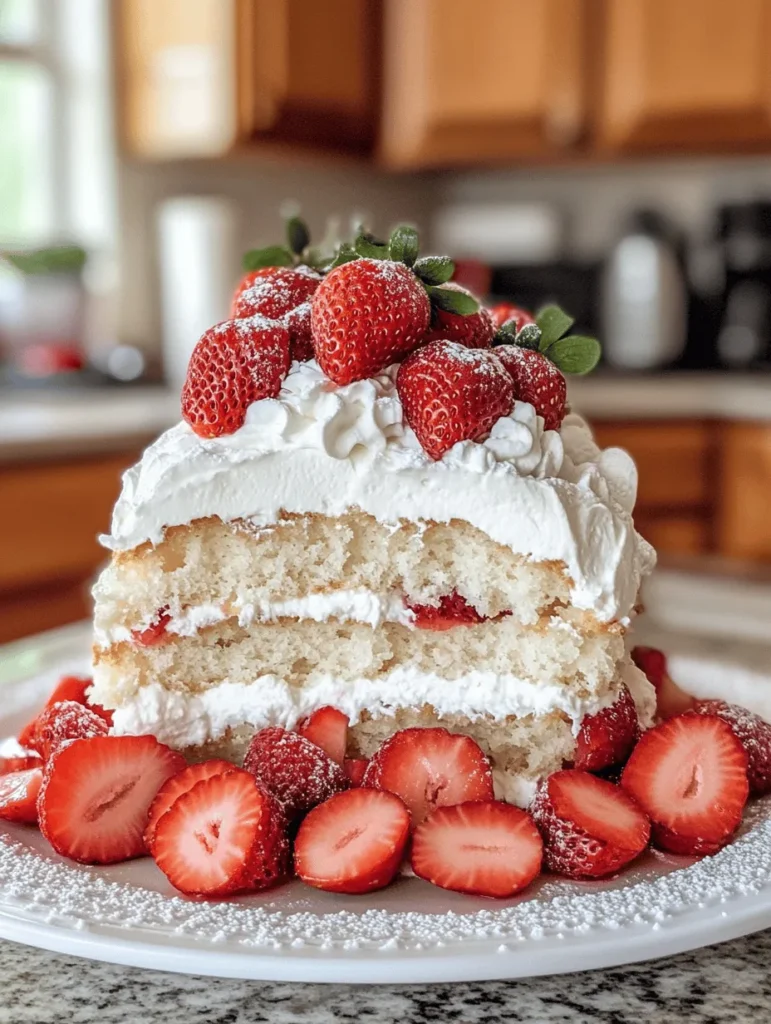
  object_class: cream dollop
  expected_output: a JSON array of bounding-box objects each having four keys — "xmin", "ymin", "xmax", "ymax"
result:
[{"xmin": 104, "ymin": 360, "xmax": 655, "ymax": 622}]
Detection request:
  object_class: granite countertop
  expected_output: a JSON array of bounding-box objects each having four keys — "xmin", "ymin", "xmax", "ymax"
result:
[
  {"xmin": 1, "ymin": 931, "xmax": 770, "ymax": 1023},
  {"xmin": 1, "ymin": 373, "xmax": 770, "ymax": 463}
]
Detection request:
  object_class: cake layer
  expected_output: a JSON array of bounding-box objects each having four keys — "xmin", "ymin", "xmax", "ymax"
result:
[
  {"xmin": 93, "ymin": 513, "xmax": 576, "ymax": 645},
  {"xmin": 100, "ymin": 361, "xmax": 655, "ymax": 623}
]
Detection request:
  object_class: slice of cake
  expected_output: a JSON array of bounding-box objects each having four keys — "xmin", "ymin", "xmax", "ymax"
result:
[{"xmin": 91, "ymin": 223, "xmax": 656, "ymax": 807}]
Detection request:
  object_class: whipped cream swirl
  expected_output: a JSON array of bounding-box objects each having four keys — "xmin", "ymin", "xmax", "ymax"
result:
[{"xmin": 105, "ymin": 360, "xmax": 655, "ymax": 622}]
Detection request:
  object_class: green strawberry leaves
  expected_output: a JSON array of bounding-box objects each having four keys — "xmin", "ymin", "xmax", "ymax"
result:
[
  {"xmin": 535, "ymin": 304, "xmax": 601, "ymax": 375},
  {"xmin": 242, "ymin": 245, "xmax": 295, "ymax": 271},
  {"xmin": 427, "ymin": 285, "xmax": 480, "ymax": 315},
  {"xmin": 286, "ymin": 215, "xmax": 311, "ymax": 256},
  {"xmin": 388, "ymin": 224, "xmax": 419, "ymax": 267},
  {"xmin": 327, "ymin": 242, "xmax": 359, "ymax": 269},
  {"xmin": 354, "ymin": 231, "xmax": 390, "ymax": 260},
  {"xmin": 512, "ymin": 322, "xmax": 542, "ymax": 351},
  {"xmin": 413, "ymin": 256, "xmax": 455, "ymax": 286}
]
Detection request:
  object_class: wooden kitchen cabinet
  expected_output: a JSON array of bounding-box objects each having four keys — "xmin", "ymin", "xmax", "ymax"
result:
[
  {"xmin": 379, "ymin": 0, "xmax": 589, "ymax": 167},
  {"xmin": 0, "ymin": 452, "xmax": 139, "ymax": 643},
  {"xmin": 595, "ymin": 0, "xmax": 771, "ymax": 154},
  {"xmin": 716, "ymin": 423, "xmax": 771, "ymax": 562}
]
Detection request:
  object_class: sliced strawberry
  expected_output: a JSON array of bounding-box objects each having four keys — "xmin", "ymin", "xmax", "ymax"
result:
[
  {"xmin": 423, "ymin": 284, "xmax": 495, "ymax": 349},
  {"xmin": 243, "ymin": 727, "xmax": 348, "ymax": 819},
  {"xmin": 489, "ymin": 303, "xmax": 535, "ymax": 332},
  {"xmin": 131, "ymin": 607, "xmax": 171, "ymax": 647},
  {"xmin": 231, "ymin": 265, "xmax": 320, "ymax": 320},
  {"xmin": 691, "ymin": 700, "xmax": 771, "ymax": 796},
  {"xmin": 494, "ymin": 345, "xmax": 567, "ymax": 432},
  {"xmin": 407, "ymin": 592, "xmax": 487, "ymax": 631},
  {"xmin": 621, "ymin": 713, "xmax": 749, "ymax": 856},
  {"xmin": 343, "ymin": 758, "xmax": 369, "ymax": 787},
  {"xmin": 145, "ymin": 758, "xmax": 234, "ymax": 851},
  {"xmin": 362, "ymin": 727, "xmax": 494, "ymax": 826},
  {"xmin": 0, "ymin": 768, "xmax": 43, "ymax": 824},
  {"xmin": 631, "ymin": 646, "xmax": 695, "ymax": 720},
  {"xmin": 297, "ymin": 706, "xmax": 348, "ymax": 765},
  {"xmin": 311, "ymin": 258, "xmax": 431, "ymax": 385},
  {"xmin": 532, "ymin": 769, "xmax": 651, "ymax": 879},
  {"xmin": 397, "ymin": 341, "xmax": 516, "ymax": 461},
  {"xmin": 0, "ymin": 755, "xmax": 42, "ymax": 775},
  {"xmin": 38, "ymin": 735, "xmax": 186, "ymax": 864},
  {"xmin": 294, "ymin": 788, "xmax": 410, "ymax": 894},
  {"xmin": 17, "ymin": 674, "xmax": 111, "ymax": 747},
  {"xmin": 574, "ymin": 685, "xmax": 639, "ymax": 772},
  {"xmin": 152, "ymin": 769, "xmax": 288, "ymax": 896},
  {"xmin": 29, "ymin": 700, "xmax": 109, "ymax": 761},
  {"xmin": 181, "ymin": 317, "xmax": 291, "ymax": 439},
  {"xmin": 411, "ymin": 801, "xmax": 542, "ymax": 898}
]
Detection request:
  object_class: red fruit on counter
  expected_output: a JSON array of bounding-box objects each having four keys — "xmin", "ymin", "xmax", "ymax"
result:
[
  {"xmin": 362, "ymin": 727, "xmax": 494, "ymax": 826},
  {"xmin": 494, "ymin": 345, "xmax": 567, "ymax": 432},
  {"xmin": 181, "ymin": 317, "xmax": 291, "ymax": 438},
  {"xmin": 311, "ymin": 258, "xmax": 431, "ymax": 384},
  {"xmin": 531, "ymin": 769, "xmax": 650, "ymax": 880},
  {"xmin": 411, "ymin": 801, "xmax": 543, "ymax": 898},
  {"xmin": 295, "ymin": 788, "xmax": 410, "ymax": 895},
  {"xmin": 621, "ymin": 713, "xmax": 749, "ymax": 856},
  {"xmin": 574, "ymin": 684, "xmax": 639, "ymax": 773},
  {"xmin": 397, "ymin": 340, "xmax": 515, "ymax": 460}
]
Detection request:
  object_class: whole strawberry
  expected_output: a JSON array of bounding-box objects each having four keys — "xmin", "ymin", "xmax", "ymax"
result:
[
  {"xmin": 231, "ymin": 265, "xmax": 320, "ymax": 320},
  {"xmin": 489, "ymin": 302, "xmax": 535, "ymax": 332},
  {"xmin": 311, "ymin": 258, "xmax": 431, "ymax": 384},
  {"xmin": 495, "ymin": 345, "xmax": 567, "ymax": 432},
  {"xmin": 423, "ymin": 283, "xmax": 495, "ymax": 349},
  {"xmin": 282, "ymin": 301, "xmax": 314, "ymax": 362},
  {"xmin": 181, "ymin": 317, "xmax": 291, "ymax": 438},
  {"xmin": 397, "ymin": 340, "xmax": 515, "ymax": 460}
]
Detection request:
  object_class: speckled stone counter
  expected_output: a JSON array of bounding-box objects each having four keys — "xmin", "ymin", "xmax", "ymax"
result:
[{"xmin": 1, "ymin": 932, "xmax": 770, "ymax": 1023}]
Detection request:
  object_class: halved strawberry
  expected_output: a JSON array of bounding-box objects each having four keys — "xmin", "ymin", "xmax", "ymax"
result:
[
  {"xmin": 362, "ymin": 727, "xmax": 494, "ymax": 826},
  {"xmin": 38, "ymin": 735, "xmax": 186, "ymax": 864},
  {"xmin": 631, "ymin": 646, "xmax": 695, "ymax": 720},
  {"xmin": 531, "ymin": 769, "xmax": 651, "ymax": 879},
  {"xmin": 243, "ymin": 727, "xmax": 348, "ymax": 819},
  {"xmin": 621, "ymin": 713, "xmax": 749, "ymax": 856},
  {"xmin": 397, "ymin": 341, "xmax": 516, "ymax": 461},
  {"xmin": 17, "ymin": 674, "xmax": 111, "ymax": 748},
  {"xmin": 231, "ymin": 265, "xmax": 320, "ymax": 320},
  {"xmin": 407, "ymin": 592, "xmax": 486, "ymax": 631},
  {"xmin": 30, "ymin": 700, "xmax": 109, "ymax": 761},
  {"xmin": 297, "ymin": 706, "xmax": 348, "ymax": 765},
  {"xmin": 131, "ymin": 608, "xmax": 171, "ymax": 647},
  {"xmin": 489, "ymin": 303, "xmax": 535, "ymax": 332},
  {"xmin": 411, "ymin": 801, "xmax": 543, "ymax": 898},
  {"xmin": 423, "ymin": 284, "xmax": 495, "ymax": 349},
  {"xmin": 0, "ymin": 755, "xmax": 42, "ymax": 776},
  {"xmin": 181, "ymin": 317, "xmax": 291, "ymax": 439},
  {"xmin": 343, "ymin": 758, "xmax": 369, "ymax": 787},
  {"xmin": 574, "ymin": 685, "xmax": 639, "ymax": 772},
  {"xmin": 152, "ymin": 769, "xmax": 288, "ymax": 896},
  {"xmin": 0, "ymin": 768, "xmax": 43, "ymax": 824},
  {"xmin": 294, "ymin": 788, "xmax": 410, "ymax": 894},
  {"xmin": 145, "ymin": 758, "xmax": 234, "ymax": 851},
  {"xmin": 494, "ymin": 345, "xmax": 566, "ymax": 432},
  {"xmin": 691, "ymin": 700, "xmax": 771, "ymax": 796}
]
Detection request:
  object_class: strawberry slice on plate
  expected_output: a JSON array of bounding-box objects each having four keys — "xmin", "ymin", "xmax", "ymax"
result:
[
  {"xmin": 0, "ymin": 755, "xmax": 42, "ymax": 776},
  {"xmin": 297, "ymin": 706, "xmax": 348, "ymax": 765},
  {"xmin": 152, "ymin": 769, "xmax": 288, "ymax": 897},
  {"xmin": 631, "ymin": 646, "xmax": 695, "ymax": 720},
  {"xmin": 621, "ymin": 713, "xmax": 749, "ymax": 856},
  {"xmin": 0, "ymin": 768, "xmax": 43, "ymax": 824},
  {"xmin": 574, "ymin": 684, "xmax": 639, "ymax": 772},
  {"xmin": 38, "ymin": 735, "xmax": 186, "ymax": 864},
  {"xmin": 30, "ymin": 700, "xmax": 109, "ymax": 761},
  {"xmin": 691, "ymin": 700, "xmax": 771, "ymax": 796},
  {"xmin": 295, "ymin": 788, "xmax": 410, "ymax": 894},
  {"xmin": 411, "ymin": 801, "xmax": 543, "ymax": 898},
  {"xmin": 343, "ymin": 758, "xmax": 369, "ymax": 787},
  {"xmin": 532, "ymin": 769, "xmax": 651, "ymax": 879},
  {"xmin": 17, "ymin": 674, "xmax": 111, "ymax": 748},
  {"xmin": 145, "ymin": 758, "xmax": 234, "ymax": 851},
  {"xmin": 243, "ymin": 726, "xmax": 348, "ymax": 819},
  {"xmin": 362, "ymin": 727, "xmax": 494, "ymax": 826}
]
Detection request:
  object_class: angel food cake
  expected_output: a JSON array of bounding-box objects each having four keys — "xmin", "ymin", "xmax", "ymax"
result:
[{"xmin": 90, "ymin": 223, "xmax": 656, "ymax": 808}]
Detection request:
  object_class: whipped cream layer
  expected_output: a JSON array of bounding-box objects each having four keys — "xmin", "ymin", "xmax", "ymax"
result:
[
  {"xmin": 104, "ymin": 360, "xmax": 655, "ymax": 623},
  {"xmin": 110, "ymin": 660, "xmax": 655, "ymax": 751}
]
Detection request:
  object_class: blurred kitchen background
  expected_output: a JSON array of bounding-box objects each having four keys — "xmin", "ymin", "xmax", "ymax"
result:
[{"xmin": 2, "ymin": 0, "xmax": 771, "ymax": 648}]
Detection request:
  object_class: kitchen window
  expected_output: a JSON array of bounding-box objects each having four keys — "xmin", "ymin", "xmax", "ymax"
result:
[{"xmin": 0, "ymin": 0, "xmax": 116, "ymax": 248}]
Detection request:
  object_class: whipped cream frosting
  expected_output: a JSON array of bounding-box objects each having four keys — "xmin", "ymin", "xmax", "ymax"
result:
[{"xmin": 103, "ymin": 360, "xmax": 655, "ymax": 623}]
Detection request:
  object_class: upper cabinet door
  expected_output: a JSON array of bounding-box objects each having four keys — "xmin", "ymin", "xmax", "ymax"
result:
[
  {"xmin": 240, "ymin": 0, "xmax": 381, "ymax": 152},
  {"xmin": 597, "ymin": 0, "xmax": 771, "ymax": 153},
  {"xmin": 379, "ymin": 0, "xmax": 589, "ymax": 168}
]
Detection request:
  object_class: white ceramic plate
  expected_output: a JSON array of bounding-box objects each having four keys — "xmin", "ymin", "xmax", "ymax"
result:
[{"xmin": 1, "ymin": 623, "xmax": 771, "ymax": 984}]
